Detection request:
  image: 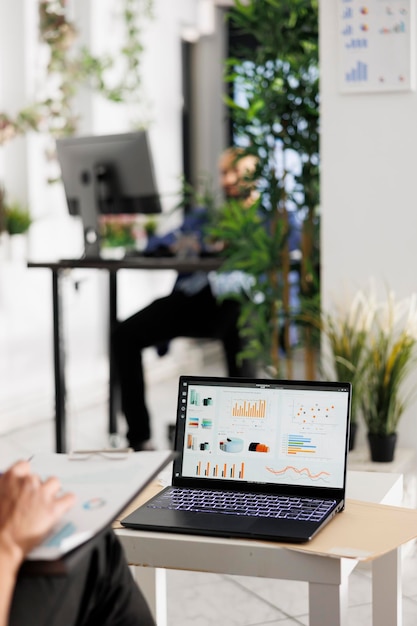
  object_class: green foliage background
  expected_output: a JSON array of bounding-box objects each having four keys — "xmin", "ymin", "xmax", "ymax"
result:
[{"xmin": 216, "ymin": 0, "xmax": 320, "ymax": 377}]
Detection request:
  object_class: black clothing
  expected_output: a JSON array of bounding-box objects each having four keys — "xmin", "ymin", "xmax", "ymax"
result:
[
  {"xmin": 112, "ymin": 284, "xmax": 254, "ymax": 450},
  {"xmin": 9, "ymin": 530, "xmax": 154, "ymax": 626}
]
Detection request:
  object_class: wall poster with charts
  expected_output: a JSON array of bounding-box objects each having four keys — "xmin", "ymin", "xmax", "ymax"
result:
[{"xmin": 338, "ymin": 0, "xmax": 415, "ymax": 93}]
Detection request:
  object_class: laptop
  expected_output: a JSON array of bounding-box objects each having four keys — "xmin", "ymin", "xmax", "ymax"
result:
[{"xmin": 121, "ymin": 375, "xmax": 351, "ymax": 543}]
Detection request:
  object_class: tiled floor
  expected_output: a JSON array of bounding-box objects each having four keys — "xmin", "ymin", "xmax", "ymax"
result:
[{"xmin": 3, "ymin": 348, "xmax": 417, "ymax": 625}]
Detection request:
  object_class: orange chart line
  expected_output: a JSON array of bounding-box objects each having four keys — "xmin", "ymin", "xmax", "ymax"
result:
[{"xmin": 266, "ymin": 465, "xmax": 330, "ymax": 480}]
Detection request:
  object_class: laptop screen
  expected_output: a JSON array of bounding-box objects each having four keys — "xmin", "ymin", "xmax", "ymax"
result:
[{"xmin": 174, "ymin": 376, "xmax": 351, "ymax": 490}]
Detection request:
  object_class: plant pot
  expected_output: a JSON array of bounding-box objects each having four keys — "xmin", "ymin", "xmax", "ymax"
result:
[
  {"xmin": 348, "ymin": 422, "xmax": 358, "ymax": 451},
  {"xmin": 0, "ymin": 232, "xmax": 8, "ymax": 261},
  {"xmin": 100, "ymin": 246, "xmax": 126, "ymax": 260},
  {"xmin": 7, "ymin": 233, "xmax": 28, "ymax": 263},
  {"xmin": 367, "ymin": 432, "xmax": 397, "ymax": 463}
]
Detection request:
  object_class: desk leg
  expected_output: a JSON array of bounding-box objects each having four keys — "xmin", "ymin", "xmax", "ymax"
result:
[
  {"xmin": 372, "ymin": 548, "xmax": 402, "ymax": 626},
  {"xmin": 309, "ymin": 580, "xmax": 349, "ymax": 626},
  {"xmin": 108, "ymin": 271, "xmax": 118, "ymax": 437},
  {"xmin": 52, "ymin": 269, "xmax": 67, "ymax": 453},
  {"xmin": 132, "ymin": 566, "xmax": 167, "ymax": 626}
]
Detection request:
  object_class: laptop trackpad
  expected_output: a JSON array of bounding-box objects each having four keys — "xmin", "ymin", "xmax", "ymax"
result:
[{"xmin": 183, "ymin": 512, "xmax": 312, "ymax": 540}]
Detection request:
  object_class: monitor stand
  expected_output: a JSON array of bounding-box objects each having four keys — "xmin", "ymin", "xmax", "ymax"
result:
[{"xmin": 78, "ymin": 163, "xmax": 123, "ymax": 258}]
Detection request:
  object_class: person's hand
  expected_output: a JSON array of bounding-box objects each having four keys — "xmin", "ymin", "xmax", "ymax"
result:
[
  {"xmin": 0, "ymin": 460, "xmax": 75, "ymax": 570},
  {"xmin": 205, "ymin": 239, "xmax": 225, "ymax": 253}
]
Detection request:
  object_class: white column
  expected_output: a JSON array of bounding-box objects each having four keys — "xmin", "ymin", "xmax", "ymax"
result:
[{"xmin": 0, "ymin": 0, "xmax": 34, "ymax": 203}]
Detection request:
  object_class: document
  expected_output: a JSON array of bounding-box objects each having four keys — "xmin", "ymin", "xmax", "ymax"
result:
[{"xmin": 25, "ymin": 450, "xmax": 174, "ymax": 561}]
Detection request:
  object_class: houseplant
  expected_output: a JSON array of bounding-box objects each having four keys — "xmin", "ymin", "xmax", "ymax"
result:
[
  {"xmin": 320, "ymin": 290, "xmax": 376, "ymax": 450},
  {"xmin": 319, "ymin": 288, "xmax": 417, "ymax": 460},
  {"xmin": 0, "ymin": 184, "xmax": 6, "ymax": 234},
  {"xmin": 220, "ymin": 0, "xmax": 320, "ymax": 378},
  {"xmin": 361, "ymin": 292, "xmax": 417, "ymax": 462},
  {"xmin": 4, "ymin": 201, "xmax": 32, "ymax": 235},
  {"xmin": 0, "ymin": 197, "xmax": 32, "ymax": 261},
  {"xmin": 100, "ymin": 215, "xmax": 137, "ymax": 257}
]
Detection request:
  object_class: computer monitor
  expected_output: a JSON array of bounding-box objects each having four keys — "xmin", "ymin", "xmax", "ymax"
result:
[{"xmin": 56, "ymin": 131, "xmax": 162, "ymax": 257}]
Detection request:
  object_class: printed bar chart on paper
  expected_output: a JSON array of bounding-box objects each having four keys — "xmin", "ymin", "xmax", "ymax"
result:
[
  {"xmin": 338, "ymin": 0, "xmax": 414, "ymax": 93},
  {"xmin": 345, "ymin": 60, "xmax": 368, "ymax": 82}
]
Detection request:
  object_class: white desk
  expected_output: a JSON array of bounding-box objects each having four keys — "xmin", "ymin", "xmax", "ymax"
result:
[{"xmin": 116, "ymin": 471, "xmax": 405, "ymax": 626}]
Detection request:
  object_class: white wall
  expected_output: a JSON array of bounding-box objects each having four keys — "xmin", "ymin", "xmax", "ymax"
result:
[
  {"xmin": 319, "ymin": 1, "xmax": 417, "ymax": 451},
  {"xmin": 0, "ymin": 0, "xmax": 216, "ymax": 434}
]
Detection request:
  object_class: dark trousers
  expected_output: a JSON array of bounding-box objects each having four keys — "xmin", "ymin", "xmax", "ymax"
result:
[
  {"xmin": 112, "ymin": 285, "xmax": 254, "ymax": 448},
  {"xmin": 9, "ymin": 530, "xmax": 154, "ymax": 626}
]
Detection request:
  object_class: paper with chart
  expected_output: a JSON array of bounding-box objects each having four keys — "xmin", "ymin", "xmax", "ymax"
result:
[
  {"xmin": 25, "ymin": 450, "xmax": 173, "ymax": 561},
  {"xmin": 338, "ymin": 0, "xmax": 414, "ymax": 93}
]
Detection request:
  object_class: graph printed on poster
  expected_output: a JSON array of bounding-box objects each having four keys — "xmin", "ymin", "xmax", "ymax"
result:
[{"xmin": 338, "ymin": 0, "xmax": 415, "ymax": 93}]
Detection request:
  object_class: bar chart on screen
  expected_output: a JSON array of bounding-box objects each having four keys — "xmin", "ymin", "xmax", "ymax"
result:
[
  {"xmin": 231, "ymin": 398, "xmax": 267, "ymax": 418},
  {"xmin": 195, "ymin": 460, "xmax": 246, "ymax": 479}
]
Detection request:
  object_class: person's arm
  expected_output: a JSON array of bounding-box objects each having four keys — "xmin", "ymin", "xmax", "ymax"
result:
[
  {"xmin": 145, "ymin": 208, "xmax": 208, "ymax": 256},
  {"xmin": 0, "ymin": 549, "xmax": 18, "ymax": 626},
  {"xmin": 0, "ymin": 461, "xmax": 75, "ymax": 626}
]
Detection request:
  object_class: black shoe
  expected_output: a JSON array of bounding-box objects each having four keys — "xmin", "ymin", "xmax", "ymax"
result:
[{"xmin": 131, "ymin": 440, "xmax": 156, "ymax": 452}]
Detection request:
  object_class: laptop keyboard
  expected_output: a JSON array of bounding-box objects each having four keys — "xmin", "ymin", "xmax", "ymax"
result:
[{"xmin": 148, "ymin": 488, "xmax": 336, "ymax": 522}]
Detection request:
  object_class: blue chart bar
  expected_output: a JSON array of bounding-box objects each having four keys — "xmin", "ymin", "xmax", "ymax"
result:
[
  {"xmin": 346, "ymin": 61, "xmax": 368, "ymax": 83},
  {"xmin": 287, "ymin": 434, "xmax": 317, "ymax": 455}
]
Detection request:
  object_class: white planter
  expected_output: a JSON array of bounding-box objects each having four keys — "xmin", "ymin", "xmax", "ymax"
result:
[
  {"xmin": 7, "ymin": 234, "xmax": 28, "ymax": 263},
  {"xmin": 100, "ymin": 246, "xmax": 126, "ymax": 260},
  {"xmin": 0, "ymin": 232, "xmax": 9, "ymax": 262}
]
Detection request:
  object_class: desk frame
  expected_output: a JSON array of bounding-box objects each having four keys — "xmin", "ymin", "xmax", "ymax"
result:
[
  {"xmin": 117, "ymin": 528, "xmax": 401, "ymax": 626},
  {"xmin": 28, "ymin": 257, "xmax": 222, "ymax": 452},
  {"xmin": 116, "ymin": 471, "xmax": 405, "ymax": 626}
]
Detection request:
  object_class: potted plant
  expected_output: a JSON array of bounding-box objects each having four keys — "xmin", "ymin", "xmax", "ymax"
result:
[
  {"xmin": 0, "ymin": 185, "xmax": 7, "ymax": 260},
  {"xmin": 1, "ymin": 198, "xmax": 32, "ymax": 261},
  {"xmin": 144, "ymin": 217, "xmax": 158, "ymax": 238},
  {"xmin": 319, "ymin": 288, "xmax": 417, "ymax": 460},
  {"xmin": 361, "ymin": 292, "xmax": 417, "ymax": 462},
  {"xmin": 319, "ymin": 290, "xmax": 376, "ymax": 450},
  {"xmin": 100, "ymin": 215, "xmax": 137, "ymax": 257},
  {"xmin": 0, "ymin": 184, "xmax": 6, "ymax": 233},
  {"xmin": 219, "ymin": 0, "xmax": 320, "ymax": 379},
  {"xmin": 4, "ymin": 201, "xmax": 32, "ymax": 235}
]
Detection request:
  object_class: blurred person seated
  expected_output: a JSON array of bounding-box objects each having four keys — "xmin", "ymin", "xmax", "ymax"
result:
[
  {"xmin": 112, "ymin": 147, "xmax": 300, "ymax": 451},
  {"xmin": 1, "ymin": 460, "xmax": 154, "ymax": 626}
]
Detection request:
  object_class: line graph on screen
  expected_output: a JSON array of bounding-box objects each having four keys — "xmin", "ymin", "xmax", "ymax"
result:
[{"xmin": 266, "ymin": 465, "xmax": 331, "ymax": 483}]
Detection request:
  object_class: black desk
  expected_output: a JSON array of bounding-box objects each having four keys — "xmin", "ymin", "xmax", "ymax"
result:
[{"xmin": 27, "ymin": 256, "xmax": 223, "ymax": 453}]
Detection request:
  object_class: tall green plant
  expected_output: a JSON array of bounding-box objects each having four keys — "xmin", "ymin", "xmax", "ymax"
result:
[
  {"xmin": 0, "ymin": 185, "xmax": 6, "ymax": 234},
  {"xmin": 361, "ymin": 294, "xmax": 417, "ymax": 436},
  {"xmin": 221, "ymin": 0, "xmax": 320, "ymax": 377},
  {"xmin": 320, "ymin": 291, "xmax": 376, "ymax": 425}
]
